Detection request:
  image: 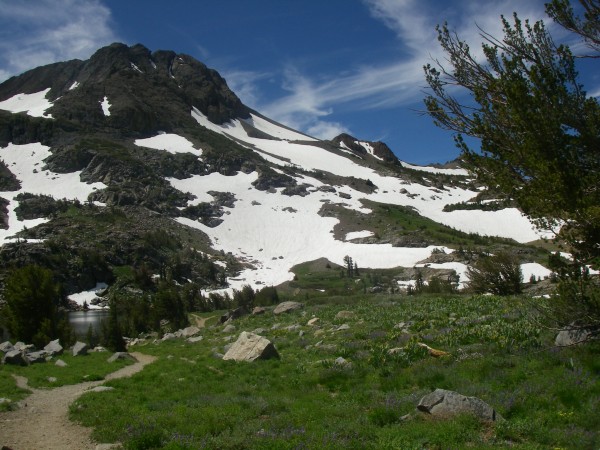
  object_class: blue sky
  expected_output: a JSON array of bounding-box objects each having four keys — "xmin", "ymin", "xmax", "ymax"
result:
[{"xmin": 0, "ymin": 0, "xmax": 597, "ymax": 164}]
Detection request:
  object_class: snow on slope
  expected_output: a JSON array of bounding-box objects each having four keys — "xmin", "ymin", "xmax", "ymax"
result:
[
  {"xmin": 135, "ymin": 133, "xmax": 203, "ymax": 156},
  {"xmin": 243, "ymin": 114, "xmax": 317, "ymax": 141},
  {"xmin": 191, "ymin": 107, "xmax": 542, "ymax": 243},
  {"xmin": 0, "ymin": 88, "xmax": 54, "ymax": 118},
  {"xmin": 171, "ymin": 170, "xmax": 453, "ymax": 291},
  {"xmin": 401, "ymin": 161, "xmax": 469, "ymax": 176},
  {"xmin": 0, "ymin": 142, "xmax": 106, "ymax": 244}
]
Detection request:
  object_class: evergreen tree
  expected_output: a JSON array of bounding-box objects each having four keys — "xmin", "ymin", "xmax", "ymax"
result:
[{"xmin": 2, "ymin": 265, "xmax": 70, "ymax": 347}]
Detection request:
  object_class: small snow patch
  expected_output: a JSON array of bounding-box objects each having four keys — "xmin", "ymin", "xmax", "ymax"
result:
[
  {"xmin": 68, "ymin": 81, "xmax": 80, "ymax": 90},
  {"xmin": 68, "ymin": 282, "xmax": 108, "ymax": 309},
  {"xmin": 100, "ymin": 96, "xmax": 111, "ymax": 116}
]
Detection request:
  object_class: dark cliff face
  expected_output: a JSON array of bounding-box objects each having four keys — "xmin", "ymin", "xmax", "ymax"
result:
[
  {"xmin": 331, "ymin": 133, "xmax": 399, "ymax": 165},
  {"xmin": 0, "ymin": 43, "xmax": 250, "ymax": 136}
]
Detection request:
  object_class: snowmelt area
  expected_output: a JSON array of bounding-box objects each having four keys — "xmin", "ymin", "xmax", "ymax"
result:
[
  {"xmin": 0, "ymin": 142, "xmax": 106, "ymax": 245},
  {"xmin": 68, "ymin": 282, "xmax": 108, "ymax": 309},
  {"xmin": 100, "ymin": 96, "xmax": 111, "ymax": 116},
  {"xmin": 134, "ymin": 133, "xmax": 203, "ymax": 156},
  {"xmin": 0, "ymin": 88, "xmax": 54, "ymax": 118}
]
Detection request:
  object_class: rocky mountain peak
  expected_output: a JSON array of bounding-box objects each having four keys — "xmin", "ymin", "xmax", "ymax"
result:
[{"xmin": 331, "ymin": 133, "xmax": 399, "ymax": 164}]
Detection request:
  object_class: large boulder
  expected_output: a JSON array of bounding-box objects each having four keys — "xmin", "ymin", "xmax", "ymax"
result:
[
  {"xmin": 273, "ymin": 301, "xmax": 303, "ymax": 315},
  {"xmin": 2, "ymin": 350, "xmax": 29, "ymax": 366},
  {"xmin": 44, "ymin": 339, "xmax": 63, "ymax": 356},
  {"xmin": 417, "ymin": 389, "xmax": 503, "ymax": 422},
  {"xmin": 72, "ymin": 341, "xmax": 89, "ymax": 356},
  {"xmin": 223, "ymin": 332, "xmax": 279, "ymax": 362}
]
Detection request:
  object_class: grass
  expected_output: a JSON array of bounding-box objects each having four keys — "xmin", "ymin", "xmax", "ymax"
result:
[
  {"xmin": 43, "ymin": 294, "xmax": 600, "ymax": 449},
  {"xmin": 0, "ymin": 351, "xmax": 132, "ymax": 411}
]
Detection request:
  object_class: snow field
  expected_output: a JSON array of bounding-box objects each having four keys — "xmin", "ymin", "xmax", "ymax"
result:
[
  {"xmin": 170, "ymin": 170, "xmax": 455, "ymax": 290},
  {"xmin": 0, "ymin": 142, "xmax": 106, "ymax": 244},
  {"xmin": 0, "ymin": 88, "xmax": 54, "ymax": 118},
  {"xmin": 191, "ymin": 107, "xmax": 543, "ymax": 243},
  {"xmin": 134, "ymin": 133, "xmax": 203, "ymax": 156}
]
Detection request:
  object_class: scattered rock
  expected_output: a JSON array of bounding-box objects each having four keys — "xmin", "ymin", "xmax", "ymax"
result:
[
  {"xmin": 417, "ymin": 389, "xmax": 503, "ymax": 422},
  {"xmin": 2, "ymin": 350, "xmax": 28, "ymax": 366},
  {"xmin": 252, "ymin": 306, "xmax": 266, "ymax": 315},
  {"xmin": 334, "ymin": 356, "xmax": 352, "ymax": 368},
  {"xmin": 223, "ymin": 332, "xmax": 279, "ymax": 362},
  {"xmin": 14, "ymin": 342, "xmax": 34, "ymax": 352},
  {"xmin": 222, "ymin": 324, "xmax": 236, "ymax": 333},
  {"xmin": 72, "ymin": 341, "xmax": 89, "ymax": 356},
  {"xmin": 107, "ymin": 352, "xmax": 138, "ymax": 363},
  {"xmin": 555, "ymin": 325, "xmax": 596, "ymax": 346},
  {"xmin": 55, "ymin": 359, "xmax": 68, "ymax": 367},
  {"xmin": 273, "ymin": 301, "xmax": 304, "ymax": 315},
  {"xmin": 47, "ymin": 377, "xmax": 57, "ymax": 383},
  {"xmin": 0, "ymin": 341, "xmax": 14, "ymax": 353},
  {"xmin": 161, "ymin": 333, "xmax": 177, "ymax": 341},
  {"xmin": 180, "ymin": 326, "xmax": 201, "ymax": 338},
  {"xmin": 221, "ymin": 307, "xmax": 248, "ymax": 323},
  {"xmin": 26, "ymin": 351, "xmax": 47, "ymax": 364},
  {"xmin": 44, "ymin": 339, "xmax": 63, "ymax": 356},
  {"xmin": 187, "ymin": 336, "xmax": 204, "ymax": 343},
  {"xmin": 335, "ymin": 310, "xmax": 355, "ymax": 320},
  {"xmin": 307, "ymin": 317, "xmax": 320, "ymax": 326},
  {"xmin": 336, "ymin": 324, "xmax": 350, "ymax": 332}
]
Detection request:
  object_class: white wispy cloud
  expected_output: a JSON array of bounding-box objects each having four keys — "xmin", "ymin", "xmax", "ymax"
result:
[
  {"xmin": 256, "ymin": 0, "xmax": 548, "ymax": 138},
  {"xmin": 0, "ymin": 0, "xmax": 118, "ymax": 81}
]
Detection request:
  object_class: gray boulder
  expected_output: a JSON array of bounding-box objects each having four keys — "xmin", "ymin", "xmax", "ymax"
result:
[
  {"xmin": 223, "ymin": 332, "xmax": 279, "ymax": 362},
  {"xmin": 44, "ymin": 339, "xmax": 63, "ymax": 356},
  {"xmin": 107, "ymin": 352, "xmax": 138, "ymax": 363},
  {"xmin": 555, "ymin": 325, "xmax": 595, "ymax": 346},
  {"xmin": 55, "ymin": 359, "xmax": 68, "ymax": 367},
  {"xmin": 417, "ymin": 389, "xmax": 503, "ymax": 422},
  {"xmin": 222, "ymin": 324, "xmax": 236, "ymax": 334},
  {"xmin": 2, "ymin": 350, "xmax": 28, "ymax": 366},
  {"xmin": 26, "ymin": 351, "xmax": 48, "ymax": 364},
  {"xmin": 335, "ymin": 310, "xmax": 355, "ymax": 320},
  {"xmin": 180, "ymin": 326, "xmax": 201, "ymax": 338},
  {"xmin": 0, "ymin": 341, "xmax": 14, "ymax": 353},
  {"xmin": 252, "ymin": 306, "xmax": 266, "ymax": 315},
  {"xmin": 273, "ymin": 301, "xmax": 303, "ymax": 315},
  {"xmin": 72, "ymin": 341, "xmax": 89, "ymax": 356}
]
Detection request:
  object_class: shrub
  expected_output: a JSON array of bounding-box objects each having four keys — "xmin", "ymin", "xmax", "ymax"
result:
[{"xmin": 466, "ymin": 252, "xmax": 522, "ymax": 295}]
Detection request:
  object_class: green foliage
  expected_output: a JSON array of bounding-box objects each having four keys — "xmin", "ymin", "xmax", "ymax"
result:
[
  {"xmin": 254, "ymin": 286, "xmax": 280, "ymax": 306},
  {"xmin": 233, "ymin": 284, "xmax": 256, "ymax": 311},
  {"xmin": 424, "ymin": 3, "xmax": 600, "ymax": 282},
  {"xmin": 466, "ymin": 252, "xmax": 523, "ymax": 295},
  {"xmin": 2, "ymin": 265, "xmax": 72, "ymax": 347},
  {"xmin": 59, "ymin": 294, "xmax": 599, "ymax": 449}
]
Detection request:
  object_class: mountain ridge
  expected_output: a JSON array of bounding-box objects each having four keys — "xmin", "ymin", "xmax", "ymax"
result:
[{"xmin": 0, "ymin": 42, "xmax": 553, "ymax": 303}]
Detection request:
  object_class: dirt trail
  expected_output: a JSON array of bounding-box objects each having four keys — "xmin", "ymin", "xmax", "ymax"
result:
[
  {"xmin": 191, "ymin": 314, "xmax": 215, "ymax": 328},
  {"xmin": 0, "ymin": 352, "xmax": 157, "ymax": 450}
]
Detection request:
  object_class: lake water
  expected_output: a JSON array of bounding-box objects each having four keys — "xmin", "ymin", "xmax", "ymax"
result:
[{"xmin": 68, "ymin": 310, "xmax": 110, "ymax": 338}]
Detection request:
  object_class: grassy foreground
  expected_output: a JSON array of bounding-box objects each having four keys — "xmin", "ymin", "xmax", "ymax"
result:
[{"xmin": 62, "ymin": 294, "xmax": 599, "ymax": 449}]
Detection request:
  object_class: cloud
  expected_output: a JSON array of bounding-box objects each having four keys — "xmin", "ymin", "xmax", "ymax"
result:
[
  {"xmin": 0, "ymin": 0, "xmax": 118, "ymax": 81},
  {"xmin": 254, "ymin": 0, "xmax": 549, "ymax": 137}
]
